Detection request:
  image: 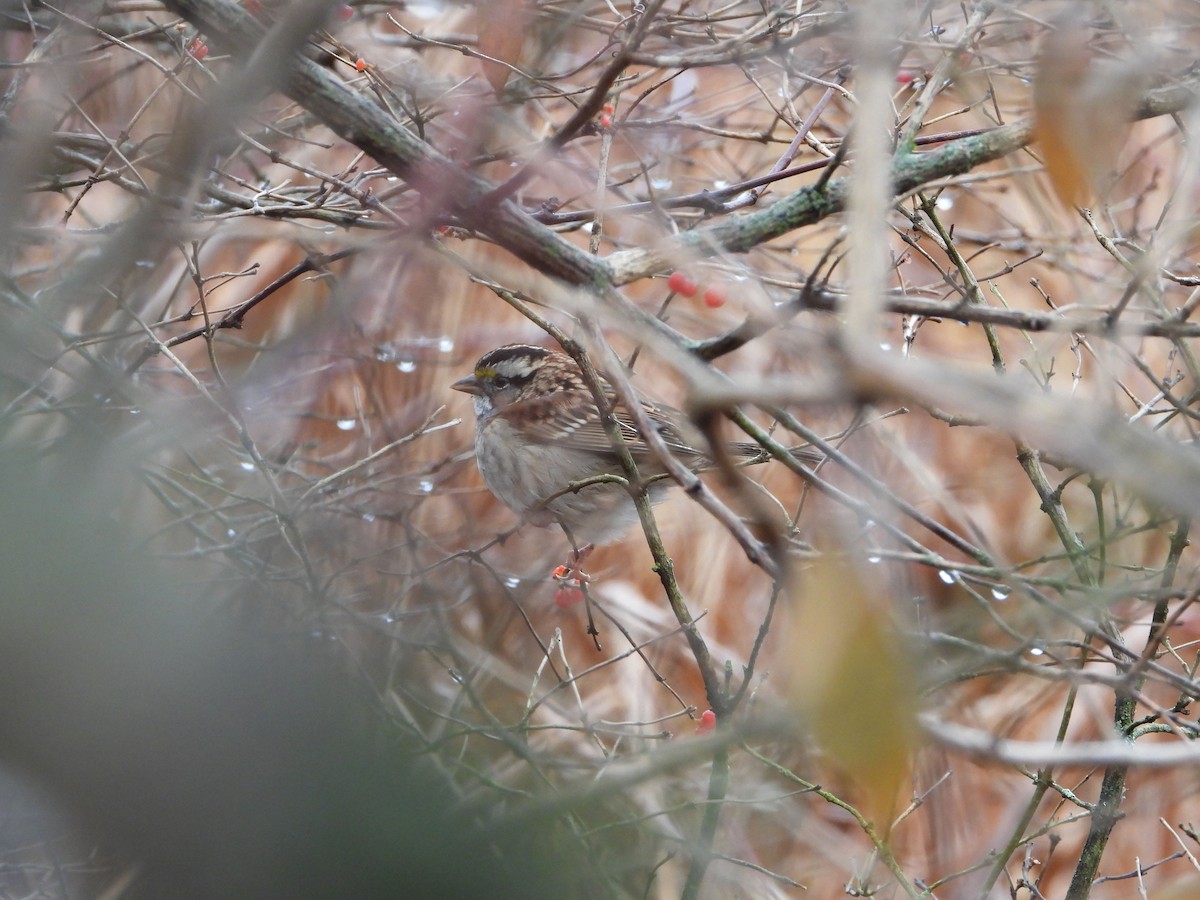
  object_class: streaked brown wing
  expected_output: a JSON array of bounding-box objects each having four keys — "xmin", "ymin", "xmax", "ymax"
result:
[
  {"xmin": 616, "ymin": 402, "xmax": 702, "ymax": 458},
  {"xmin": 504, "ymin": 385, "xmax": 701, "ymax": 459},
  {"xmin": 504, "ymin": 389, "xmax": 612, "ymax": 451}
]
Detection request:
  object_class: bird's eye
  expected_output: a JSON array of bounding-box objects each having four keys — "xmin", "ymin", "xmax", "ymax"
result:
[{"xmin": 492, "ymin": 375, "xmax": 510, "ymax": 389}]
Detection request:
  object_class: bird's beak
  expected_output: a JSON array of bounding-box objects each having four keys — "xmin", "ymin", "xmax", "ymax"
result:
[{"xmin": 451, "ymin": 375, "xmax": 483, "ymax": 396}]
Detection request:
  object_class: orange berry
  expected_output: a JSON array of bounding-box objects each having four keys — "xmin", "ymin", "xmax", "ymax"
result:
[{"xmin": 355, "ymin": 58, "xmax": 367, "ymax": 72}]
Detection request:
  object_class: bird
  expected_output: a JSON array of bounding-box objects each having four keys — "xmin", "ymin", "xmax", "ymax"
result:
[{"xmin": 452, "ymin": 343, "xmax": 821, "ymax": 554}]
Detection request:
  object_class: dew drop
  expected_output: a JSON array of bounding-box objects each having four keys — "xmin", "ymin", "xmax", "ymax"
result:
[
  {"xmin": 867, "ymin": 555, "xmax": 882, "ymax": 564},
  {"xmin": 936, "ymin": 195, "xmax": 954, "ymax": 211},
  {"xmin": 396, "ymin": 360, "xmax": 416, "ymax": 373},
  {"xmin": 880, "ymin": 341, "xmax": 892, "ymax": 351},
  {"xmin": 651, "ymin": 176, "xmax": 673, "ymax": 190},
  {"xmin": 336, "ymin": 418, "xmax": 357, "ymax": 431},
  {"xmin": 361, "ymin": 512, "xmax": 376, "ymax": 523},
  {"xmin": 226, "ymin": 528, "xmax": 236, "ymax": 538},
  {"xmin": 239, "ymin": 460, "xmax": 256, "ymax": 472},
  {"xmin": 505, "ymin": 576, "xmax": 521, "ymax": 588},
  {"xmin": 938, "ymin": 569, "xmax": 959, "ymax": 584},
  {"xmin": 991, "ymin": 586, "xmax": 1010, "ymax": 601},
  {"xmin": 380, "ymin": 612, "xmax": 395, "ymax": 624},
  {"xmin": 437, "ymin": 336, "xmax": 454, "ymax": 353},
  {"xmin": 1028, "ymin": 646, "xmax": 1045, "ymax": 657},
  {"xmin": 375, "ymin": 344, "xmax": 396, "ymax": 362},
  {"xmin": 418, "ymin": 479, "xmax": 434, "ymax": 493},
  {"xmin": 386, "ymin": 176, "xmax": 398, "ymax": 183},
  {"xmin": 129, "ymin": 408, "xmax": 140, "ymax": 415}
]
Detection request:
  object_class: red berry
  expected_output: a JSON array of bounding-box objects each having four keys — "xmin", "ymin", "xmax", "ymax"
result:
[
  {"xmin": 695, "ymin": 709, "xmax": 717, "ymax": 735},
  {"xmin": 702, "ymin": 287, "xmax": 726, "ymax": 308},
  {"xmin": 554, "ymin": 586, "xmax": 584, "ymax": 609},
  {"xmin": 188, "ymin": 38, "xmax": 208, "ymax": 61},
  {"xmin": 355, "ymin": 58, "xmax": 367, "ymax": 72},
  {"xmin": 667, "ymin": 271, "xmax": 698, "ymax": 297},
  {"xmin": 335, "ymin": 2, "xmax": 354, "ymax": 20}
]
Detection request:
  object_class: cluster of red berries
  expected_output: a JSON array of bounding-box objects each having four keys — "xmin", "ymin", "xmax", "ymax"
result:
[{"xmin": 667, "ymin": 271, "xmax": 726, "ymax": 308}]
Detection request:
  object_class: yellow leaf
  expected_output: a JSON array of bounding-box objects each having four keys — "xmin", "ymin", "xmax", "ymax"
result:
[
  {"xmin": 1032, "ymin": 16, "xmax": 1143, "ymax": 209},
  {"xmin": 785, "ymin": 556, "xmax": 918, "ymax": 827}
]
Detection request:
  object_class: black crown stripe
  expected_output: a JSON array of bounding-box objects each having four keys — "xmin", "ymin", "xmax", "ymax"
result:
[{"xmin": 478, "ymin": 344, "xmax": 551, "ymax": 368}]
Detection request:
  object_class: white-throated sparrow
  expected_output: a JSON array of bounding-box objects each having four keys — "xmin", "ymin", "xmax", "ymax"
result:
[{"xmin": 452, "ymin": 343, "xmax": 819, "ymax": 547}]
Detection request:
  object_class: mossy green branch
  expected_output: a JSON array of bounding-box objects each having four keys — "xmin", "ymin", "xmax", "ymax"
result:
[{"xmin": 162, "ymin": 0, "xmax": 1200, "ymax": 295}]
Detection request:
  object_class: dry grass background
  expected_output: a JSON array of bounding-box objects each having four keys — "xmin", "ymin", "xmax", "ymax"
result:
[{"xmin": 3, "ymin": 0, "xmax": 1200, "ymax": 897}]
